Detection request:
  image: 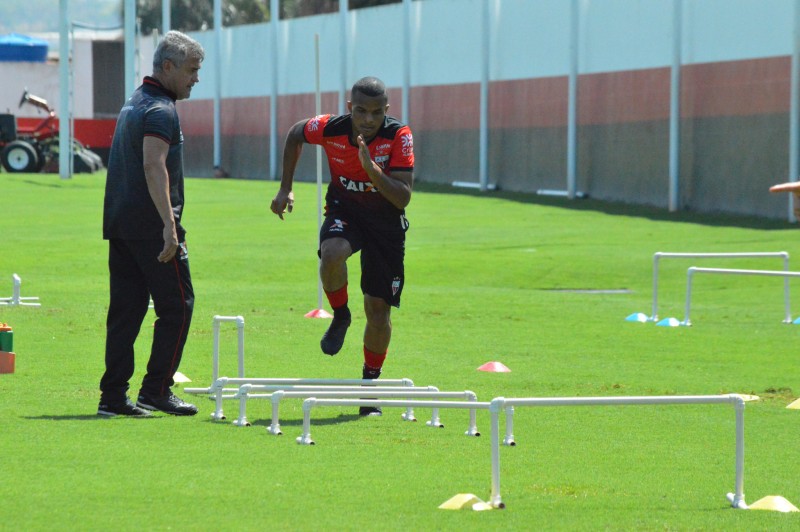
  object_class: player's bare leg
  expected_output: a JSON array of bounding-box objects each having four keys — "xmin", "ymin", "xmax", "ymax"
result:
[{"xmin": 320, "ymin": 238, "xmax": 353, "ymax": 355}]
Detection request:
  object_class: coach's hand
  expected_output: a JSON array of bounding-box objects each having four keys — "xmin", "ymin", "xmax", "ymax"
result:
[
  {"xmin": 158, "ymin": 222, "xmax": 179, "ymax": 263},
  {"xmin": 271, "ymin": 189, "xmax": 294, "ymax": 220}
]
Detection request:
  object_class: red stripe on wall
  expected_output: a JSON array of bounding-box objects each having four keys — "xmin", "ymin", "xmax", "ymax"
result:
[
  {"xmin": 579, "ymin": 67, "xmax": 671, "ymax": 125},
  {"xmin": 681, "ymin": 56, "xmax": 790, "ymax": 118},
  {"xmin": 490, "ymin": 77, "xmax": 568, "ymax": 128},
  {"xmin": 410, "ymin": 83, "xmax": 481, "ymax": 131}
]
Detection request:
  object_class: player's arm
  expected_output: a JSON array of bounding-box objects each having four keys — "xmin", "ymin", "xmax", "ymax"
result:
[
  {"xmin": 357, "ymin": 135, "xmax": 414, "ymax": 210},
  {"xmin": 270, "ymin": 119, "xmax": 308, "ymax": 220},
  {"xmin": 770, "ymin": 181, "xmax": 800, "ymax": 194},
  {"xmin": 143, "ymin": 135, "xmax": 178, "ymax": 262}
]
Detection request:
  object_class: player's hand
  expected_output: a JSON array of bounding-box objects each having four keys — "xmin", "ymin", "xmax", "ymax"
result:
[
  {"xmin": 270, "ymin": 189, "xmax": 294, "ymax": 220},
  {"xmin": 158, "ymin": 223, "xmax": 179, "ymax": 263},
  {"xmin": 357, "ymin": 135, "xmax": 379, "ymax": 179},
  {"xmin": 770, "ymin": 181, "xmax": 800, "ymax": 193}
]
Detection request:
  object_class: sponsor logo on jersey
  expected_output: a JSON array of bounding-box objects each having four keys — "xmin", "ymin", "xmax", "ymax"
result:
[
  {"xmin": 328, "ymin": 218, "xmax": 348, "ymax": 233},
  {"xmin": 332, "ymin": 157, "xmax": 345, "ymax": 164},
  {"xmin": 401, "ymin": 133, "xmax": 413, "ymax": 156},
  {"xmin": 338, "ymin": 176, "xmax": 378, "ymax": 193},
  {"xmin": 328, "ymin": 141, "xmax": 347, "ymax": 150},
  {"xmin": 376, "ymin": 143, "xmax": 392, "ymax": 150}
]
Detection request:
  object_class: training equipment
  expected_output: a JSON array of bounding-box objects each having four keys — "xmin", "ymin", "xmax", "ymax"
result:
[
  {"xmin": 297, "ymin": 398, "xmax": 490, "ymax": 445},
  {"xmin": 0, "ymin": 274, "xmax": 41, "ymax": 307},
  {"xmin": 676, "ymin": 267, "xmax": 800, "ymax": 326},
  {"xmin": 627, "ymin": 252, "xmax": 790, "ymax": 322},
  {"xmin": 487, "ymin": 394, "xmax": 749, "ymax": 509}
]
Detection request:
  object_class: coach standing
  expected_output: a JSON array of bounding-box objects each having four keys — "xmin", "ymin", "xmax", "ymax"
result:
[{"xmin": 99, "ymin": 31, "xmax": 203, "ymax": 417}]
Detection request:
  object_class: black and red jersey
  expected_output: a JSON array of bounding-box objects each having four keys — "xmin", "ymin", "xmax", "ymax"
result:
[{"xmin": 303, "ymin": 113, "xmax": 414, "ymax": 213}]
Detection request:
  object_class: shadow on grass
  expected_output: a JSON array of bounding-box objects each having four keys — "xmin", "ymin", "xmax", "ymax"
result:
[
  {"xmin": 23, "ymin": 414, "xmax": 156, "ymax": 421},
  {"xmin": 246, "ymin": 413, "xmax": 362, "ymax": 428},
  {"xmin": 415, "ymin": 182, "xmax": 796, "ymax": 231}
]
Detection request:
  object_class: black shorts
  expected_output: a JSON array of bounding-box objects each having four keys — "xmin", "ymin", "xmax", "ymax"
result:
[{"xmin": 320, "ymin": 206, "xmax": 409, "ymax": 307}]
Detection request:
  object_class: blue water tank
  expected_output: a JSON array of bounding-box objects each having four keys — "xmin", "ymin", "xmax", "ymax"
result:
[{"xmin": 0, "ymin": 34, "xmax": 48, "ymax": 62}]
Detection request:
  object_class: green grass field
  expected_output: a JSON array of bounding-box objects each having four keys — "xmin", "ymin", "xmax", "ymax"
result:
[{"xmin": 1, "ymin": 172, "xmax": 799, "ymax": 530}]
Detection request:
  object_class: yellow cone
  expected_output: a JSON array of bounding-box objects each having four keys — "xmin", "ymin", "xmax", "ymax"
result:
[
  {"xmin": 439, "ymin": 493, "xmax": 493, "ymax": 511},
  {"xmin": 173, "ymin": 371, "xmax": 191, "ymax": 384},
  {"xmin": 735, "ymin": 394, "xmax": 760, "ymax": 402},
  {"xmin": 748, "ymin": 496, "xmax": 800, "ymax": 512},
  {"xmin": 787, "ymin": 398, "xmax": 800, "ymax": 409}
]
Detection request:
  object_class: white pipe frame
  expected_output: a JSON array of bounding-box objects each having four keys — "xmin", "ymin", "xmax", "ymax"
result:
[
  {"xmin": 0, "ymin": 274, "xmax": 41, "ymax": 307},
  {"xmin": 230, "ymin": 384, "xmax": 441, "ymax": 428},
  {"xmin": 488, "ymin": 394, "xmax": 747, "ymax": 510},
  {"xmin": 185, "ymin": 376, "xmax": 416, "ymax": 421},
  {"xmin": 241, "ymin": 388, "xmax": 477, "ymax": 435},
  {"xmin": 298, "ymin": 399, "xmax": 491, "ymax": 445},
  {"xmin": 647, "ymin": 252, "xmax": 789, "ymax": 321},
  {"xmin": 682, "ymin": 267, "xmax": 800, "ymax": 326}
]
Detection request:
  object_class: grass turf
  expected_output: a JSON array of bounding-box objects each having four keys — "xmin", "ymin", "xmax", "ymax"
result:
[{"xmin": 1, "ymin": 173, "xmax": 799, "ymax": 530}]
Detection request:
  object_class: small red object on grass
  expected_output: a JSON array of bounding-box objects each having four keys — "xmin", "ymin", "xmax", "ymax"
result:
[{"xmin": 477, "ymin": 361, "xmax": 511, "ymax": 373}]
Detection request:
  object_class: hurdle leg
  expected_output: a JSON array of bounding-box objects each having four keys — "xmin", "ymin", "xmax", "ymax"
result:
[
  {"xmin": 267, "ymin": 392, "xmax": 284, "ymax": 435},
  {"xmin": 297, "ymin": 399, "xmax": 316, "ymax": 445},
  {"xmin": 232, "ymin": 386, "xmax": 251, "ymax": 427},
  {"xmin": 503, "ymin": 406, "xmax": 515, "ymax": 446},
  {"xmin": 489, "ymin": 398, "xmax": 506, "ymax": 508},
  {"xmin": 426, "ymin": 407, "xmax": 443, "ymax": 428},
  {"xmin": 726, "ymin": 398, "xmax": 748, "ymax": 509}
]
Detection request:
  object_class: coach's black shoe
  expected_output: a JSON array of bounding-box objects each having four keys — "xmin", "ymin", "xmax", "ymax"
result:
[
  {"xmin": 137, "ymin": 392, "xmax": 198, "ymax": 416},
  {"xmin": 359, "ymin": 364, "xmax": 383, "ymax": 417},
  {"xmin": 97, "ymin": 398, "xmax": 152, "ymax": 417},
  {"xmin": 321, "ymin": 310, "xmax": 351, "ymax": 355}
]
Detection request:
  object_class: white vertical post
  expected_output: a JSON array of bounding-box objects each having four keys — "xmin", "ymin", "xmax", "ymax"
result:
[
  {"xmin": 315, "ymin": 34, "xmax": 325, "ymax": 313},
  {"xmin": 789, "ymin": 0, "xmax": 800, "ymax": 222},
  {"xmin": 161, "ymin": 0, "xmax": 170, "ymax": 34},
  {"xmin": 669, "ymin": 0, "xmax": 682, "ymax": 212},
  {"xmin": 213, "ymin": 0, "xmax": 223, "ymax": 170},
  {"xmin": 402, "ymin": 0, "xmax": 412, "ymax": 124},
  {"xmin": 478, "ymin": 0, "xmax": 490, "ymax": 192},
  {"xmin": 339, "ymin": 0, "xmax": 348, "ymax": 114},
  {"xmin": 566, "ymin": 0, "xmax": 578, "ymax": 199},
  {"xmin": 58, "ymin": 0, "xmax": 71, "ymax": 179},
  {"xmin": 270, "ymin": 0, "xmax": 280, "ymax": 180},
  {"xmin": 124, "ymin": 0, "xmax": 136, "ymax": 99}
]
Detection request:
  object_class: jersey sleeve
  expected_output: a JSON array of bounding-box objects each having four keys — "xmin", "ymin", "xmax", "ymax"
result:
[
  {"xmin": 390, "ymin": 125, "xmax": 414, "ymax": 172},
  {"xmin": 143, "ymin": 103, "xmax": 175, "ymax": 144},
  {"xmin": 303, "ymin": 114, "xmax": 332, "ymax": 145}
]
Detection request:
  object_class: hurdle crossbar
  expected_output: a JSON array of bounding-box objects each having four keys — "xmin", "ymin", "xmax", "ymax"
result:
[
  {"xmin": 249, "ymin": 388, "xmax": 478, "ymax": 435},
  {"xmin": 682, "ymin": 267, "xmax": 800, "ymax": 326},
  {"xmin": 488, "ymin": 394, "xmax": 747, "ymax": 509},
  {"xmin": 185, "ymin": 376, "xmax": 416, "ymax": 420},
  {"xmin": 231, "ymin": 384, "xmax": 441, "ymax": 428},
  {"xmin": 298, "ymin": 399, "xmax": 492, "ymax": 445},
  {"xmin": 646, "ymin": 252, "xmax": 789, "ymax": 321}
]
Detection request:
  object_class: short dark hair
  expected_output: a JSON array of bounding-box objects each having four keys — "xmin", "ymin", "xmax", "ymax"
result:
[{"xmin": 351, "ymin": 76, "xmax": 386, "ymax": 99}]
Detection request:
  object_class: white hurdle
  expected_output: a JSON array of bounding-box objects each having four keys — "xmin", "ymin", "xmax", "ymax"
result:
[
  {"xmin": 638, "ymin": 252, "xmax": 789, "ymax": 322},
  {"xmin": 298, "ymin": 399, "xmax": 492, "ymax": 445},
  {"xmin": 681, "ymin": 267, "xmax": 800, "ymax": 326},
  {"xmin": 234, "ymin": 383, "xmax": 441, "ymax": 429},
  {"xmin": 186, "ymin": 376, "xmax": 416, "ymax": 421},
  {"xmin": 0, "ymin": 274, "xmax": 41, "ymax": 307},
  {"xmin": 250, "ymin": 389, "xmax": 479, "ymax": 435},
  {"xmin": 487, "ymin": 395, "xmax": 747, "ymax": 509}
]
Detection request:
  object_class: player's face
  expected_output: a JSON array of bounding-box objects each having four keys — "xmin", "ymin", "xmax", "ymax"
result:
[
  {"xmin": 348, "ymin": 92, "xmax": 389, "ymax": 143},
  {"xmin": 163, "ymin": 56, "xmax": 202, "ymax": 100}
]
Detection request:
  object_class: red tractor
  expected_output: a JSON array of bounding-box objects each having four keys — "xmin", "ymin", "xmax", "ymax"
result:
[{"xmin": 0, "ymin": 90, "xmax": 103, "ymax": 173}]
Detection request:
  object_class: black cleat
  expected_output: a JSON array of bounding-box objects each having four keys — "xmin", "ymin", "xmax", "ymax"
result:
[
  {"xmin": 136, "ymin": 392, "xmax": 198, "ymax": 416},
  {"xmin": 97, "ymin": 398, "xmax": 152, "ymax": 417},
  {"xmin": 359, "ymin": 364, "xmax": 382, "ymax": 416},
  {"xmin": 320, "ymin": 312, "xmax": 351, "ymax": 355}
]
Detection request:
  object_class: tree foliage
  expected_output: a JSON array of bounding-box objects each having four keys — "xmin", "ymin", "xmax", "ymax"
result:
[{"xmin": 135, "ymin": 0, "xmax": 402, "ymax": 33}]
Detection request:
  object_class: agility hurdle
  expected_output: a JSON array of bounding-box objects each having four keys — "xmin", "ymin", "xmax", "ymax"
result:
[
  {"xmin": 186, "ymin": 376, "xmax": 417, "ymax": 420},
  {"xmin": 298, "ymin": 399, "xmax": 492, "ymax": 445},
  {"xmin": 638, "ymin": 252, "xmax": 789, "ymax": 322},
  {"xmin": 0, "ymin": 274, "xmax": 40, "ymax": 307},
  {"xmin": 248, "ymin": 389, "xmax": 479, "ymax": 435},
  {"xmin": 234, "ymin": 383, "xmax": 443, "ymax": 429},
  {"xmin": 680, "ymin": 267, "xmax": 800, "ymax": 326},
  {"xmin": 487, "ymin": 394, "xmax": 747, "ymax": 509}
]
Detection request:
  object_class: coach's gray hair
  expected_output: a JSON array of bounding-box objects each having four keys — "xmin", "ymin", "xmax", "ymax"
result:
[{"xmin": 153, "ymin": 31, "xmax": 205, "ymax": 73}]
